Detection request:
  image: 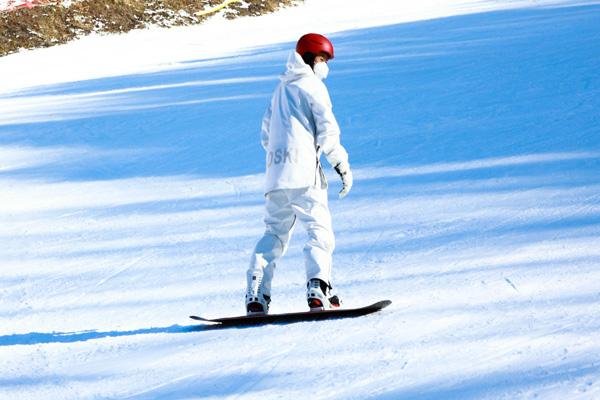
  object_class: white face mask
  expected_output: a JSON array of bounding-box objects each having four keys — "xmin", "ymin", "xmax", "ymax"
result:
[{"xmin": 313, "ymin": 61, "xmax": 329, "ymax": 80}]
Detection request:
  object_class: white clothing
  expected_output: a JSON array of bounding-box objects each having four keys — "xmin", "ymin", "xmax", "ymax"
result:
[
  {"xmin": 247, "ymin": 52, "xmax": 349, "ymax": 300},
  {"xmin": 247, "ymin": 187, "xmax": 334, "ymax": 297},
  {"xmin": 261, "ymin": 51, "xmax": 349, "ymax": 194}
]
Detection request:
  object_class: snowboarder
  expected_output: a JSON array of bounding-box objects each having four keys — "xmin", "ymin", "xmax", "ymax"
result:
[{"xmin": 245, "ymin": 33, "xmax": 353, "ymax": 315}]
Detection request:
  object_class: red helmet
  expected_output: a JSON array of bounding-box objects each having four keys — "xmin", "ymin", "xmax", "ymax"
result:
[{"xmin": 296, "ymin": 33, "xmax": 334, "ymax": 59}]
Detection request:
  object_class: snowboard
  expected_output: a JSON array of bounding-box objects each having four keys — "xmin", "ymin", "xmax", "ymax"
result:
[{"xmin": 190, "ymin": 300, "xmax": 391, "ymax": 326}]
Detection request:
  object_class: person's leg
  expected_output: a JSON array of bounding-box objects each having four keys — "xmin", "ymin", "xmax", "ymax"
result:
[
  {"xmin": 246, "ymin": 190, "xmax": 296, "ymax": 312},
  {"xmin": 289, "ymin": 187, "xmax": 340, "ymax": 309},
  {"xmin": 289, "ymin": 187, "xmax": 335, "ymax": 287}
]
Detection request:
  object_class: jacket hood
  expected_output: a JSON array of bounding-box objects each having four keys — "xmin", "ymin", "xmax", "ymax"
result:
[{"xmin": 280, "ymin": 51, "xmax": 314, "ymax": 83}]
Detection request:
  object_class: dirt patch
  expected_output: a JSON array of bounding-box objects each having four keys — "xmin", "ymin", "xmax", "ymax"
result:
[{"xmin": 0, "ymin": 0, "xmax": 300, "ymax": 57}]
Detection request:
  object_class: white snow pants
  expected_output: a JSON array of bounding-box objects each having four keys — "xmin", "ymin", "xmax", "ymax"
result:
[{"xmin": 247, "ymin": 186, "xmax": 335, "ymax": 297}]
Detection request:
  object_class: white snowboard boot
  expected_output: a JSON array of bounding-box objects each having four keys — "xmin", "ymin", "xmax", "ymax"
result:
[
  {"xmin": 306, "ymin": 278, "xmax": 341, "ymax": 311},
  {"xmin": 246, "ymin": 272, "xmax": 271, "ymax": 315}
]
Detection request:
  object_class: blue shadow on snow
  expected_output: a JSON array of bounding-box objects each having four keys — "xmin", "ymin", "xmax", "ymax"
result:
[{"xmin": 0, "ymin": 4, "xmax": 598, "ymax": 182}]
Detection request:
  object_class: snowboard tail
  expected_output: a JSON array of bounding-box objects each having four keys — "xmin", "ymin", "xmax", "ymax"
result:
[{"xmin": 190, "ymin": 300, "xmax": 391, "ymax": 326}]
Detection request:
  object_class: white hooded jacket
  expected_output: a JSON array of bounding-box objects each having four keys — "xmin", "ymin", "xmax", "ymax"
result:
[{"xmin": 261, "ymin": 51, "xmax": 349, "ymax": 194}]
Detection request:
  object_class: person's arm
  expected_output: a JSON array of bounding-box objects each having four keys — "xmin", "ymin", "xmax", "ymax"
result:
[
  {"xmin": 261, "ymin": 102, "xmax": 272, "ymax": 151},
  {"xmin": 309, "ymin": 83, "xmax": 353, "ymax": 198}
]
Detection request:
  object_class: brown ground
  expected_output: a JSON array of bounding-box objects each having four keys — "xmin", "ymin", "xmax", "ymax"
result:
[{"xmin": 0, "ymin": 0, "xmax": 299, "ymax": 57}]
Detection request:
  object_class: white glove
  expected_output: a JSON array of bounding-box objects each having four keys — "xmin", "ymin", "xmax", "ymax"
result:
[{"xmin": 334, "ymin": 161, "xmax": 353, "ymax": 199}]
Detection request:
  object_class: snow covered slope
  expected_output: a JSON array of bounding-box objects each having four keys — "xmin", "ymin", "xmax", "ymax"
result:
[{"xmin": 1, "ymin": 1, "xmax": 600, "ymax": 399}]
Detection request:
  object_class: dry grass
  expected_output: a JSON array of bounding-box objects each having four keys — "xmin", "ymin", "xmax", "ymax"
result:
[{"xmin": 0, "ymin": 0, "xmax": 299, "ymax": 57}]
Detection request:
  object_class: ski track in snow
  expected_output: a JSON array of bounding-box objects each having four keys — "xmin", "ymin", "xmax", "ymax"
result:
[{"xmin": 1, "ymin": 0, "xmax": 600, "ymax": 399}]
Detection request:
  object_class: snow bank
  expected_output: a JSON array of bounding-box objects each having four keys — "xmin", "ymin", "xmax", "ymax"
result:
[{"xmin": 0, "ymin": 0, "xmax": 576, "ymax": 94}]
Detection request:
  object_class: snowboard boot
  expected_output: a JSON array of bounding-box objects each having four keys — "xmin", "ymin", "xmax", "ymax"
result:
[
  {"xmin": 306, "ymin": 278, "xmax": 341, "ymax": 311},
  {"xmin": 246, "ymin": 272, "xmax": 271, "ymax": 315},
  {"xmin": 246, "ymin": 293, "xmax": 271, "ymax": 315}
]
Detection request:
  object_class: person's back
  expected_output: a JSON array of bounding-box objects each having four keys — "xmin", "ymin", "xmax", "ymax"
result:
[{"xmin": 262, "ymin": 51, "xmax": 340, "ymax": 193}]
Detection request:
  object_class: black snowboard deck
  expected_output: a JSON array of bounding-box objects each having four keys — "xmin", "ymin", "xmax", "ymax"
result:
[{"xmin": 190, "ymin": 300, "xmax": 391, "ymax": 326}]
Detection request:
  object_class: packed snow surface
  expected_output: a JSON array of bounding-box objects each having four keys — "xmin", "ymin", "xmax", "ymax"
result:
[{"xmin": 1, "ymin": 0, "xmax": 599, "ymax": 399}]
